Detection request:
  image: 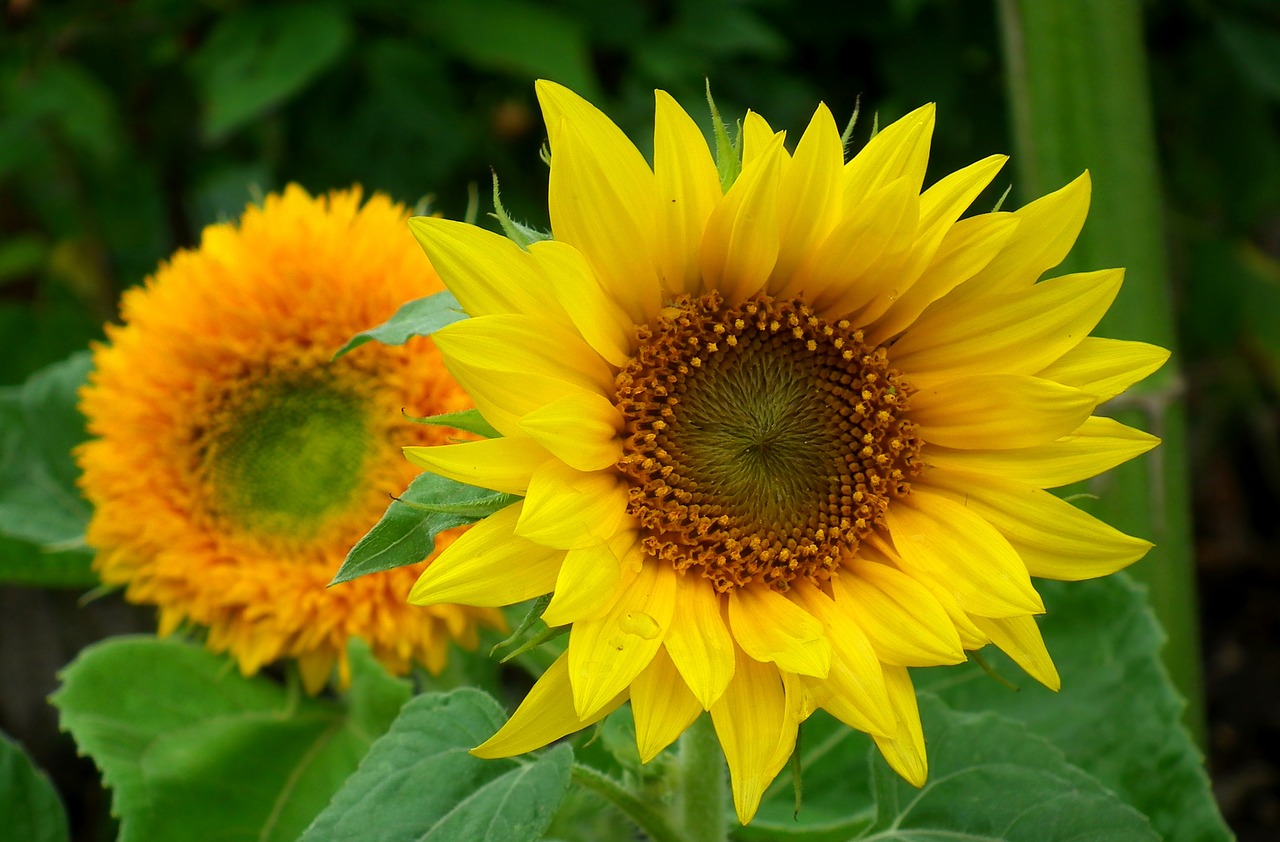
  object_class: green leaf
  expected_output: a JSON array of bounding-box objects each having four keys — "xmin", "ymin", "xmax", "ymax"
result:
[
  {"xmin": 332, "ymin": 472, "xmax": 517, "ymax": 585},
  {"xmin": 52, "ymin": 636, "xmax": 410, "ymax": 842},
  {"xmin": 333, "ymin": 290, "xmax": 467, "ymax": 359},
  {"xmin": 0, "ymin": 534, "xmax": 93, "ymax": 589},
  {"xmin": 856, "ymin": 695, "xmax": 1158, "ymax": 841},
  {"xmin": 916, "ymin": 575, "xmax": 1231, "ymax": 842},
  {"xmin": 188, "ymin": 4, "xmax": 353, "ymax": 141},
  {"xmin": 0, "ymin": 353, "xmax": 94, "ymax": 562},
  {"xmin": 301, "ymin": 689, "xmax": 572, "ymax": 842},
  {"xmin": 404, "ymin": 407, "xmax": 502, "ymax": 439},
  {"xmin": 0, "ymin": 731, "xmax": 70, "ymax": 842}
]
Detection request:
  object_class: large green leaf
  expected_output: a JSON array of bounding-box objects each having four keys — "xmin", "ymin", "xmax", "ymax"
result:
[
  {"xmin": 916, "ymin": 575, "xmax": 1230, "ymax": 842},
  {"xmin": 0, "ymin": 354, "xmax": 95, "ymax": 584},
  {"xmin": 188, "ymin": 4, "xmax": 352, "ymax": 141},
  {"xmin": 52, "ymin": 636, "xmax": 410, "ymax": 842},
  {"xmin": 0, "ymin": 731, "xmax": 69, "ymax": 842},
  {"xmin": 333, "ymin": 290, "xmax": 467, "ymax": 359},
  {"xmin": 332, "ymin": 471, "xmax": 517, "ymax": 585},
  {"xmin": 301, "ymin": 689, "xmax": 572, "ymax": 842}
]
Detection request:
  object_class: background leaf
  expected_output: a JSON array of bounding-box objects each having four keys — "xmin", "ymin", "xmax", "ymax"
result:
[
  {"xmin": 333, "ymin": 472, "xmax": 518, "ymax": 585},
  {"xmin": 334, "ymin": 290, "xmax": 467, "ymax": 358},
  {"xmin": 0, "ymin": 730, "xmax": 70, "ymax": 842},
  {"xmin": 302, "ymin": 688, "xmax": 572, "ymax": 842},
  {"xmin": 51, "ymin": 636, "xmax": 410, "ymax": 842}
]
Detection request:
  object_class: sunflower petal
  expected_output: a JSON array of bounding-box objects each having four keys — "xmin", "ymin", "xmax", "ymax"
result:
[
  {"xmin": 664, "ymin": 573, "xmax": 736, "ymax": 709},
  {"xmin": 472, "ymin": 651, "xmax": 626, "ymax": 758},
  {"xmin": 887, "ymin": 487, "xmax": 1044, "ymax": 617},
  {"xmin": 728, "ymin": 585, "xmax": 831, "ymax": 678},
  {"xmin": 516, "ymin": 460, "xmax": 629, "ymax": 550},
  {"xmin": 529, "ymin": 239, "xmax": 635, "ymax": 367},
  {"xmin": 844, "ymin": 103, "xmax": 935, "ymax": 202},
  {"xmin": 403, "ymin": 436, "xmax": 550, "ymax": 495},
  {"xmin": 569, "ymin": 560, "xmax": 677, "ymax": 718},
  {"xmin": 408, "ymin": 503, "xmax": 564, "ymax": 607},
  {"xmin": 710, "ymin": 650, "xmax": 795, "ymax": 824},
  {"xmin": 632, "ymin": 647, "xmax": 703, "ymax": 762},
  {"xmin": 654, "ymin": 90, "xmax": 721, "ymax": 297},
  {"xmin": 922, "ymin": 415, "xmax": 1160, "ymax": 488},
  {"xmin": 910, "ymin": 374, "xmax": 1097, "ymax": 450},
  {"xmin": 770, "ymin": 103, "xmax": 844, "ymax": 291},
  {"xmin": 700, "ymin": 135, "xmax": 786, "ymax": 302},
  {"xmin": 833, "ymin": 559, "xmax": 965, "ymax": 666},
  {"xmin": 541, "ymin": 535, "xmax": 632, "ymax": 627},
  {"xmin": 871, "ymin": 665, "xmax": 927, "ymax": 787},
  {"xmin": 971, "ymin": 613, "xmax": 1061, "ymax": 691},
  {"xmin": 520, "ymin": 391, "xmax": 623, "ymax": 472},
  {"xmin": 1037, "ymin": 337, "xmax": 1171, "ymax": 401},
  {"xmin": 922, "ymin": 468, "xmax": 1154, "ymax": 580}
]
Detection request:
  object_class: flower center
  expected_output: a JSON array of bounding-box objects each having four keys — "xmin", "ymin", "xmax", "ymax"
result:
[
  {"xmin": 201, "ymin": 376, "xmax": 372, "ymax": 540},
  {"xmin": 615, "ymin": 292, "xmax": 921, "ymax": 592}
]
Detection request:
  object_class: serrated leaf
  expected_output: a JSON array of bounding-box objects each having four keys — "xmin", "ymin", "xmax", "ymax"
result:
[
  {"xmin": 0, "ymin": 730, "xmax": 70, "ymax": 842},
  {"xmin": 403, "ymin": 407, "xmax": 502, "ymax": 439},
  {"xmin": 856, "ymin": 695, "xmax": 1157, "ymax": 841},
  {"xmin": 915, "ymin": 575, "xmax": 1231, "ymax": 842},
  {"xmin": 332, "ymin": 472, "xmax": 517, "ymax": 584},
  {"xmin": 333, "ymin": 290, "xmax": 467, "ymax": 359},
  {"xmin": 301, "ymin": 689, "xmax": 572, "ymax": 842},
  {"xmin": 0, "ymin": 353, "xmax": 95, "ymax": 564},
  {"xmin": 189, "ymin": 4, "xmax": 352, "ymax": 141},
  {"xmin": 52, "ymin": 636, "xmax": 409, "ymax": 842}
]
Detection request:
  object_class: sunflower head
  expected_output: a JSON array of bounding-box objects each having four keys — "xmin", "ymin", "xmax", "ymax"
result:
[
  {"xmin": 402, "ymin": 82, "xmax": 1168, "ymax": 823},
  {"xmin": 78, "ymin": 185, "xmax": 504, "ymax": 693}
]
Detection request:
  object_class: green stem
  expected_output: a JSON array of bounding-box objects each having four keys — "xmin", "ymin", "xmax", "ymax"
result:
[
  {"xmin": 679, "ymin": 713, "xmax": 729, "ymax": 842},
  {"xmin": 995, "ymin": 0, "xmax": 1205, "ymax": 741},
  {"xmin": 571, "ymin": 763, "xmax": 688, "ymax": 842}
]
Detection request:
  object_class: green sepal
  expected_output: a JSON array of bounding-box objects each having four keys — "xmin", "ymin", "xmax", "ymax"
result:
[
  {"xmin": 498, "ymin": 620, "xmax": 569, "ymax": 664},
  {"xmin": 332, "ymin": 290, "xmax": 466, "ymax": 359},
  {"xmin": 705, "ymin": 80, "xmax": 741, "ymax": 192},
  {"xmin": 489, "ymin": 593, "xmax": 552, "ymax": 657},
  {"xmin": 491, "ymin": 172, "xmax": 550, "ymax": 249},
  {"xmin": 333, "ymin": 472, "xmax": 516, "ymax": 584},
  {"xmin": 402, "ymin": 407, "xmax": 502, "ymax": 439}
]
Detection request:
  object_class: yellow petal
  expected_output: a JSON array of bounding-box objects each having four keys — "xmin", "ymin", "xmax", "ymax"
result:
[
  {"xmin": 887, "ymin": 487, "xmax": 1044, "ymax": 617},
  {"xmin": 910, "ymin": 374, "xmax": 1097, "ymax": 450},
  {"xmin": 871, "ymin": 665, "xmax": 927, "ymax": 787},
  {"xmin": 403, "ymin": 436, "xmax": 550, "ymax": 495},
  {"xmin": 866, "ymin": 213, "xmax": 1019, "ymax": 345},
  {"xmin": 519, "ymin": 390, "xmax": 623, "ymax": 472},
  {"xmin": 529, "ymin": 239, "xmax": 635, "ymax": 367},
  {"xmin": 516, "ymin": 460, "xmax": 629, "ymax": 550},
  {"xmin": 971, "ymin": 613, "xmax": 1061, "ymax": 691},
  {"xmin": 710, "ymin": 650, "xmax": 795, "ymax": 824},
  {"xmin": 408, "ymin": 502, "xmax": 564, "ymax": 606},
  {"xmin": 770, "ymin": 103, "xmax": 844, "ymax": 291},
  {"xmin": 844, "ymin": 103, "xmax": 936, "ymax": 203},
  {"xmin": 741, "ymin": 110, "xmax": 781, "ymax": 168},
  {"xmin": 727, "ymin": 585, "xmax": 831, "ymax": 678},
  {"xmin": 631, "ymin": 647, "xmax": 703, "ymax": 762},
  {"xmin": 654, "ymin": 90, "xmax": 721, "ymax": 297},
  {"xmin": 1037, "ymin": 337, "xmax": 1171, "ymax": 402},
  {"xmin": 922, "ymin": 468, "xmax": 1153, "ymax": 580},
  {"xmin": 408, "ymin": 216, "xmax": 565, "ymax": 321},
  {"xmin": 922, "ymin": 415, "xmax": 1160, "ymax": 488},
  {"xmin": 790, "ymin": 578, "xmax": 895, "ymax": 736},
  {"xmin": 541, "ymin": 533, "xmax": 634, "ymax": 627},
  {"xmin": 893, "ymin": 269, "xmax": 1123, "ymax": 387},
  {"xmin": 832, "ymin": 559, "xmax": 965, "ymax": 666},
  {"xmin": 472, "ymin": 651, "xmax": 626, "ymax": 758},
  {"xmin": 664, "ymin": 572, "xmax": 736, "ymax": 709},
  {"xmin": 700, "ymin": 135, "xmax": 785, "ymax": 302},
  {"xmin": 569, "ymin": 560, "xmax": 677, "ymax": 718},
  {"xmin": 539, "ymin": 88, "xmax": 662, "ymax": 323},
  {"xmin": 949, "ymin": 171, "xmax": 1091, "ymax": 300},
  {"xmin": 434, "ymin": 314, "xmax": 614, "ymax": 396}
]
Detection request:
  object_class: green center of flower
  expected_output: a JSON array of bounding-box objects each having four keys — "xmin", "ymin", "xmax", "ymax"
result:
[
  {"xmin": 615, "ymin": 292, "xmax": 921, "ymax": 592},
  {"xmin": 204, "ymin": 377, "xmax": 371, "ymax": 540}
]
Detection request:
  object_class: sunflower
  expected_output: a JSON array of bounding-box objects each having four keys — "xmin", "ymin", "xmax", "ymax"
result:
[
  {"xmin": 78, "ymin": 185, "xmax": 504, "ymax": 694},
  {"xmin": 403, "ymin": 82, "xmax": 1168, "ymax": 823}
]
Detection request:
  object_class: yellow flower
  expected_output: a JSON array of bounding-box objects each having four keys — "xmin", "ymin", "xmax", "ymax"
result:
[
  {"xmin": 78, "ymin": 185, "xmax": 504, "ymax": 694},
  {"xmin": 404, "ymin": 82, "xmax": 1168, "ymax": 823}
]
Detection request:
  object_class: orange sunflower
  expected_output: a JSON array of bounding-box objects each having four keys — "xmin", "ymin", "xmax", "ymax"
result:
[
  {"xmin": 403, "ymin": 82, "xmax": 1168, "ymax": 822},
  {"xmin": 78, "ymin": 185, "xmax": 503, "ymax": 693}
]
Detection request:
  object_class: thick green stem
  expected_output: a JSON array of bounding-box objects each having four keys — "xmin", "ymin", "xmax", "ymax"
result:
[
  {"xmin": 995, "ymin": 0, "xmax": 1205, "ymax": 740},
  {"xmin": 571, "ymin": 763, "xmax": 688, "ymax": 842},
  {"xmin": 679, "ymin": 713, "xmax": 729, "ymax": 842}
]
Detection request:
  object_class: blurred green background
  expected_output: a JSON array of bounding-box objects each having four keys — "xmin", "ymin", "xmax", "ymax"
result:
[{"xmin": 2, "ymin": 0, "xmax": 1278, "ymax": 838}]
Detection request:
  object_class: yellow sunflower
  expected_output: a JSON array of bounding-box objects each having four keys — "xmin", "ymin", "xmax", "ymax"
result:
[
  {"xmin": 78, "ymin": 185, "xmax": 504, "ymax": 694},
  {"xmin": 403, "ymin": 82, "xmax": 1168, "ymax": 822}
]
